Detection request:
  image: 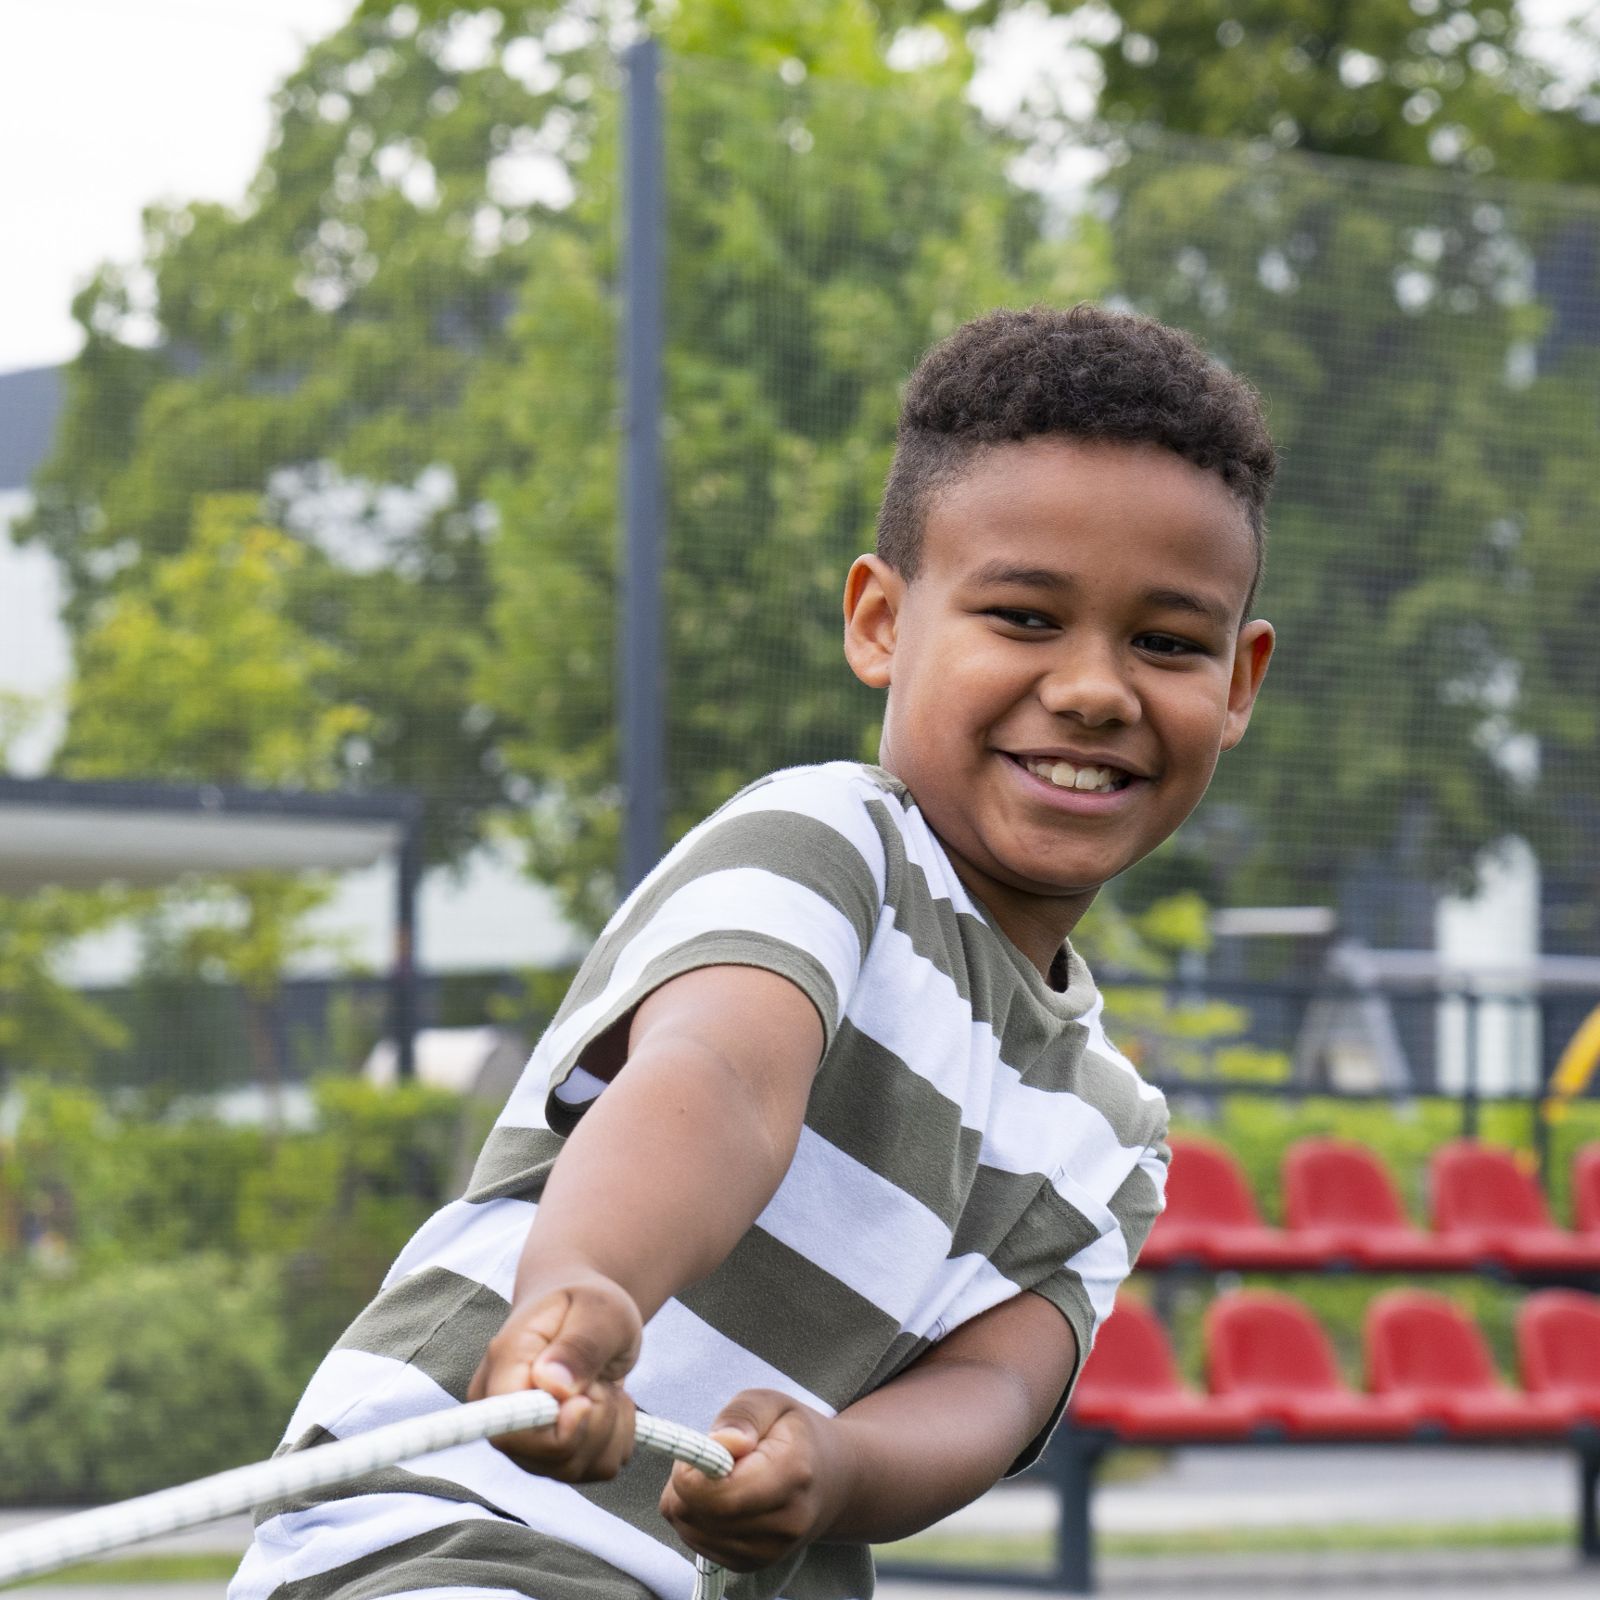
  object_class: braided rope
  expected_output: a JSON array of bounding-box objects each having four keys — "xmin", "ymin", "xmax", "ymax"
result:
[{"xmin": 0, "ymin": 1391, "xmax": 735, "ymax": 1597}]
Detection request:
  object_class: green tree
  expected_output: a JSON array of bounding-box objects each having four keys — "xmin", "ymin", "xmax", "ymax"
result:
[
  {"xmin": 0, "ymin": 891, "xmax": 133, "ymax": 1078},
  {"xmin": 1064, "ymin": 3, "xmax": 1600, "ymax": 910},
  {"xmin": 59, "ymin": 495, "xmax": 372, "ymax": 1089},
  {"xmin": 475, "ymin": 7, "xmax": 1108, "ymax": 924},
  {"xmin": 19, "ymin": 0, "xmax": 1110, "ymax": 934}
]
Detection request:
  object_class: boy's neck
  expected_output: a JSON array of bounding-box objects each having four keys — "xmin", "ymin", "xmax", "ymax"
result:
[{"xmin": 958, "ymin": 871, "xmax": 1096, "ymax": 983}]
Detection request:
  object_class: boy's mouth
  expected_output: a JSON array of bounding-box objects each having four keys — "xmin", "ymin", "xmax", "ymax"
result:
[{"xmin": 1013, "ymin": 755, "xmax": 1134, "ymax": 795}]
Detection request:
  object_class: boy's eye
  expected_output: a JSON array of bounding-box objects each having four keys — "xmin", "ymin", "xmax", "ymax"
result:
[
  {"xmin": 987, "ymin": 607, "xmax": 1053, "ymax": 631},
  {"xmin": 1136, "ymin": 633, "xmax": 1205, "ymax": 657}
]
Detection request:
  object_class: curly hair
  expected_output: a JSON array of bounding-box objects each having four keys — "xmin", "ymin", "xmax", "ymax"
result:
[{"xmin": 877, "ymin": 304, "xmax": 1276, "ymax": 614}]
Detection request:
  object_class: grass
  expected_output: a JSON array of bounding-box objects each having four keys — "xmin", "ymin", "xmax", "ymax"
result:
[
  {"xmin": 876, "ymin": 1516, "xmax": 1572, "ymax": 1570},
  {"xmin": 18, "ymin": 1551, "xmax": 240, "ymax": 1586}
]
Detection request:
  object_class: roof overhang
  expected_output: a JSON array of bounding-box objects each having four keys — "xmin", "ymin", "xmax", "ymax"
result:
[{"xmin": 0, "ymin": 775, "xmax": 422, "ymax": 894}]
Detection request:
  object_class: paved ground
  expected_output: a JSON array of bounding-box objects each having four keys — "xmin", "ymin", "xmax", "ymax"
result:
[{"xmin": 4, "ymin": 1444, "xmax": 1592, "ymax": 1597}]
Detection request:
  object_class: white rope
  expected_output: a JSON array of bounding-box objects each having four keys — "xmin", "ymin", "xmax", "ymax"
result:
[{"xmin": 0, "ymin": 1391, "xmax": 735, "ymax": 1597}]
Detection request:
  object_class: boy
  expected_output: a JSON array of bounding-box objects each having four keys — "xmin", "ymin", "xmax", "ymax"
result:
[{"xmin": 232, "ymin": 303, "xmax": 1275, "ymax": 1600}]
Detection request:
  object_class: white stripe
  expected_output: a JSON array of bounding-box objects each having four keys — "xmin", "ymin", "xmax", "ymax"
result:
[
  {"xmin": 1063, "ymin": 1224, "xmax": 1134, "ymax": 1329},
  {"xmin": 1136, "ymin": 1143, "xmax": 1169, "ymax": 1216},
  {"xmin": 371, "ymin": 1590, "xmax": 534, "ymax": 1599},
  {"xmin": 627, "ymin": 1297, "xmax": 834, "ymax": 1430},
  {"xmin": 499, "ymin": 867, "xmax": 864, "ymax": 1128},
  {"xmin": 753, "ymin": 1127, "xmax": 952, "ymax": 1322},
  {"xmin": 903, "ymin": 1251, "xmax": 1019, "ymax": 1342},
  {"xmin": 231, "ymin": 1496, "xmax": 503, "ymax": 1598},
  {"xmin": 1081, "ymin": 994, "xmax": 1166, "ymax": 1103},
  {"xmin": 709, "ymin": 764, "xmax": 889, "ymax": 903},
  {"xmin": 382, "ymin": 1199, "xmax": 531, "ymax": 1299},
  {"xmin": 551, "ymin": 1063, "xmax": 605, "ymax": 1108},
  {"xmin": 280, "ymin": 1349, "xmax": 445, "ymax": 1450},
  {"xmin": 847, "ymin": 913, "xmax": 1145, "ymax": 1205},
  {"xmin": 249, "ymin": 1357, "xmax": 699, "ymax": 1600}
]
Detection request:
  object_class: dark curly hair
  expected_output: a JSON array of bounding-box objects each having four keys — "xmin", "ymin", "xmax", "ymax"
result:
[{"xmin": 877, "ymin": 304, "xmax": 1276, "ymax": 615}]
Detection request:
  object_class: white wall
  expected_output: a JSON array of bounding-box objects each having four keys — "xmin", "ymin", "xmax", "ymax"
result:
[
  {"xmin": 1435, "ymin": 835, "xmax": 1542, "ymax": 1094},
  {"xmin": 0, "ymin": 489, "xmax": 70, "ymax": 774},
  {"xmin": 1, "ymin": 490, "xmax": 580, "ymax": 986}
]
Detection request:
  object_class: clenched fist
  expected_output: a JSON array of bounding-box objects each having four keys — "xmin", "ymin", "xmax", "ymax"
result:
[
  {"xmin": 660, "ymin": 1390, "xmax": 856, "ymax": 1571},
  {"xmin": 467, "ymin": 1270, "xmax": 642, "ymax": 1482}
]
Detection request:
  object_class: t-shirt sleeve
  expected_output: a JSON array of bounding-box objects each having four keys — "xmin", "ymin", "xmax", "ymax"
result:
[
  {"xmin": 539, "ymin": 770, "xmax": 886, "ymax": 1135},
  {"xmin": 1004, "ymin": 1120, "xmax": 1170, "ymax": 1474}
]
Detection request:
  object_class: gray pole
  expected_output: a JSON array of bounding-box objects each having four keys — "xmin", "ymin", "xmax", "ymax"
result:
[
  {"xmin": 392, "ymin": 803, "xmax": 423, "ymax": 1081},
  {"xmin": 619, "ymin": 35, "xmax": 666, "ymax": 895}
]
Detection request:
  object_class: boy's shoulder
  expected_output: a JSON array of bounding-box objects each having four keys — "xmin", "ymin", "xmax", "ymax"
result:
[
  {"xmin": 688, "ymin": 760, "xmax": 909, "ymax": 880},
  {"xmin": 721, "ymin": 759, "xmax": 908, "ymax": 815}
]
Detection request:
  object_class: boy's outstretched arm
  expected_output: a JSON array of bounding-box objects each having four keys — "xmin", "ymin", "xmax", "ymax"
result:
[
  {"xmin": 467, "ymin": 963, "xmax": 824, "ymax": 1479},
  {"xmin": 660, "ymin": 1289, "xmax": 1077, "ymax": 1567}
]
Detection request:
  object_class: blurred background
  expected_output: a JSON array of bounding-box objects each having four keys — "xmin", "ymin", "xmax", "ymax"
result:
[{"xmin": 2, "ymin": 0, "xmax": 1599, "ymax": 1592}]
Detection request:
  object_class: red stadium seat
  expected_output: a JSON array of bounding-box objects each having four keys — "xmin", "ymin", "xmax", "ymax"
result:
[
  {"xmin": 1281, "ymin": 1137, "xmax": 1476, "ymax": 1270},
  {"xmin": 1429, "ymin": 1141, "xmax": 1600, "ymax": 1272},
  {"xmin": 1365, "ymin": 1289, "xmax": 1571, "ymax": 1436},
  {"xmin": 1517, "ymin": 1289, "xmax": 1600, "ymax": 1425},
  {"xmin": 1573, "ymin": 1145, "xmax": 1600, "ymax": 1237},
  {"xmin": 1205, "ymin": 1290, "xmax": 1419, "ymax": 1437},
  {"xmin": 1070, "ymin": 1299, "xmax": 1258, "ymax": 1439},
  {"xmin": 1141, "ymin": 1136, "xmax": 1328, "ymax": 1270}
]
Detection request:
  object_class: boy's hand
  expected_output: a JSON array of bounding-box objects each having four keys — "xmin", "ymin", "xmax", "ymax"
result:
[
  {"xmin": 659, "ymin": 1390, "xmax": 856, "ymax": 1571},
  {"xmin": 467, "ymin": 1270, "xmax": 641, "ymax": 1482}
]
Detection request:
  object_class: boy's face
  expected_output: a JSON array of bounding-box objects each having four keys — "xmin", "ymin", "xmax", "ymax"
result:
[{"xmin": 844, "ymin": 436, "xmax": 1274, "ymax": 958}]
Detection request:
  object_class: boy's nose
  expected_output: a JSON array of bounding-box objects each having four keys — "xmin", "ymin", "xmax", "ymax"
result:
[{"xmin": 1037, "ymin": 646, "xmax": 1141, "ymax": 728}]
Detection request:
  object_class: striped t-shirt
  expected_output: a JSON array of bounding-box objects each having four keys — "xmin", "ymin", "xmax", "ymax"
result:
[{"xmin": 231, "ymin": 761, "xmax": 1169, "ymax": 1600}]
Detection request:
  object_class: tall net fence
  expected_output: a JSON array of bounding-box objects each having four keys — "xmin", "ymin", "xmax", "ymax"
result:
[{"xmin": 2, "ymin": 8, "xmax": 1600, "ymax": 1500}]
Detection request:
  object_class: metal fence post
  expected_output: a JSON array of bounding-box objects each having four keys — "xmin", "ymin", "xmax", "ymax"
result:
[
  {"xmin": 619, "ymin": 35, "xmax": 666, "ymax": 896},
  {"xmin": 393, "ymin": 807, "xmax": 423, "ymax": 1080}
]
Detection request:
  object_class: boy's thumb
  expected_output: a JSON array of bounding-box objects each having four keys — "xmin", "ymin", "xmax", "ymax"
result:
[
  {"xmin": 708, "ymin": 1389, "xmax": 788, "ymax": 1459},
  {"xmin": 527, "ymin": 1283, "xmax": 641, "ymax": 1398}
]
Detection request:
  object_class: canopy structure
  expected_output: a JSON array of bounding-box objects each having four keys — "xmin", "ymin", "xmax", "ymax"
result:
[{"xmin": 0, "ymin": 774, "xmax": 425, "ymax": 1075}]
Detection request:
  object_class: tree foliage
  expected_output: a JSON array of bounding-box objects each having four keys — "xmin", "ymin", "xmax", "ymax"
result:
[{"xmin": 17, "ymin": 0, "xmax": 1600, "ymax": 944}]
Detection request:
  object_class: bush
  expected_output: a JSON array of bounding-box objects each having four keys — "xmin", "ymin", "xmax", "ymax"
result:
[
  {"xmin": 0, "ymin": 1256, "xmax": 300, "ymax": 1502},
  {"xmin": 0, "ymin": 1074, "xmax": 471, "ymax": 1499}
]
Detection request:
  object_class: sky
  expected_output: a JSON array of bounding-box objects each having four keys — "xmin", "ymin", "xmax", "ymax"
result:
[
  {"xmin": 1, "ymin": 0, "xmax": 357, "ymax": 373},
  {"xmin": 2, "ymin": 0, "xmax": 1586, "ymax": 375}
]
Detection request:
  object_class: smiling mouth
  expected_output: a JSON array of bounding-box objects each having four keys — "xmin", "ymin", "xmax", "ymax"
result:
[{"xmin": 1010, "ymin": 754, "xmax": 1135, "ymax": 794}]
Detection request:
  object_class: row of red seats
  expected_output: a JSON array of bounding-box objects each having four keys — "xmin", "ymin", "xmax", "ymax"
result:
[
  {"xmin": 1071, "ymin": 1287, "xmax": 1600, "ymax": 1441},
  {"xmin": 1140, "ymin": 1134, "xmax": 1600, "ymax": 1273}
]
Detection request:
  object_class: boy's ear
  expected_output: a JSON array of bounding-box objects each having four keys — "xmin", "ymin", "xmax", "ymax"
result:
[
  {"xmin": 842, "ymin": 554, "xmax": 902, "ymax": 690},
  {"xmin": 1220, "ymin": 619, "xmax": 1274, "ymax": 751}
]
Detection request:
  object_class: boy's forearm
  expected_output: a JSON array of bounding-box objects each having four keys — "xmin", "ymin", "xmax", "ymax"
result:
[
  {"xmin": 818, "ymin": 1359, "xmax": 1038, "ymax": 1542},
  {"xmin": 512, "ymin": 966, "xmax": 823, "ymax": 1322},
  {"xmin": 516, "ymin": 1039, "xmax": 794, "ymax": 1317},
  {"xmin": 819, "ymin": 1297, "xmax": 1078, "ymax": 1545}
]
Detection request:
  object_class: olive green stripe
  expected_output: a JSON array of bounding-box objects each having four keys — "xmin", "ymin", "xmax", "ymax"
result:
[
  {"xmin": 947, "ymin": 1165, "xmax": 1077, "ymax": 1264},
  {"xmin": 465, "ymin": 1123, "xmax": 564, "ymax": 1204},
  {"xmin": 546, "ymin": 933, "xmax": 841, "ymax": 1136},
  {"xmin": 806, "ymin": 1019, "xmax": 980, "ymax": 1223},
  {"xmin": 256, "ymin": 1425, "xmax": 521, "ymax": 1527},
  {"xmin": 265, "ymin": 1516, "xmax": 659, "ymax": 1600},
  {"xmin": 336, "ymin": 1267, "xmax": 509, "ymax": 1401},
  {"xmin": 977, "ymin": 1181, "xmax": 1104, "ymax": 1290},
  {"xmin": 1108, "ymin": 1149, "xmax": 1167, "ymax": 1262},
  {"xmin": 869, "ymin": 832, "xmax": 1160, "ymax": 1146},
  {"xmin": 556, "ymin": 808, "xmax": 882, "ymax": 1022},
  {"xmin": 856, "ymin": 1327, "xmax": 935, "ymax": 1399},
  {"xmin": 576, "ymin": 1440, "xmax": 677, "ymax": 1551},
  {"xmin": 677, "ymin": 1227, "xmax": 900, "ymax": 1409},
  {"xmin": 1012, "ymin": 1272, "xmax": 1094, "ymax": 1473}
]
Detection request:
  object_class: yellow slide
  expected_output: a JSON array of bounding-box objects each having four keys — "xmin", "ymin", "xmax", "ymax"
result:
[{"xmin": 1544, "ymin": 1003, "xmax": 1600, "ymax": 1123}]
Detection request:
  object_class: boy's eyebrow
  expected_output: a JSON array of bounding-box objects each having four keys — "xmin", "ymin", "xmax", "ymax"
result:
[{"xmin": 969, "ymin": 562, "xmax": 1234, "ymax": 628}]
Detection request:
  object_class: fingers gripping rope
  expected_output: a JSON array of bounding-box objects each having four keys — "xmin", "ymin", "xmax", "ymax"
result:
[{"xmin": 0, "ymin": 1391, "xmax": 735, "ymax": 1599}]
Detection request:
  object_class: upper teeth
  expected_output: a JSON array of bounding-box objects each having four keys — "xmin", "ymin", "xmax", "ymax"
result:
[{"xmin": 1024, "ymin": 758, "xmax": 1123, "ymax": 793}]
